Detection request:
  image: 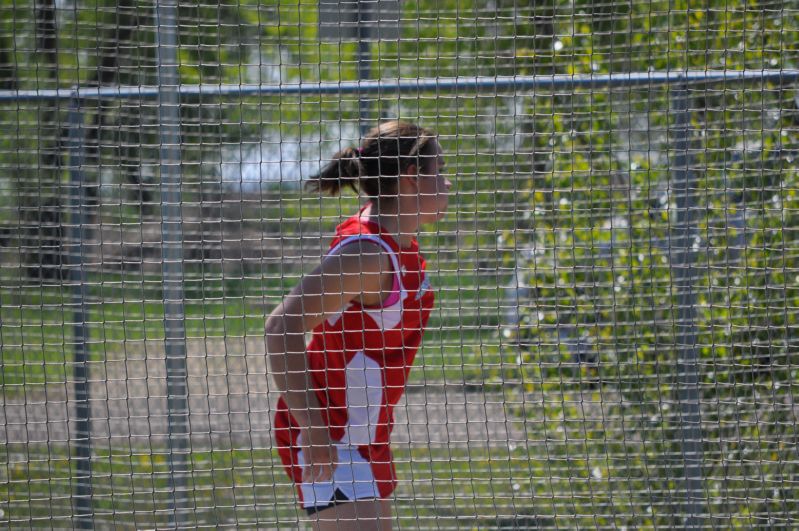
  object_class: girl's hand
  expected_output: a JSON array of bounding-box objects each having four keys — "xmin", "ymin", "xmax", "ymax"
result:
[{"xmin": 301, "ymin": 425, "xmax": 339, "ymax": 483}]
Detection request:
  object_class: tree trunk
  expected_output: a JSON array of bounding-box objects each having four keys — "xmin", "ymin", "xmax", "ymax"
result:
[
  {"xmin": 84, "ymin": 0, "xmax": 148, "ymax": 210},
  {"xmin": 24, "ymin": 0, "xmax": 62, "ymax": 280},
  {"xmin": 0, "ymin": 35, "xmax": 17, "ymax": 90}
]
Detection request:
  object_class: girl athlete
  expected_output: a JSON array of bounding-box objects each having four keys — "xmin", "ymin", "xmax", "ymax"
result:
[{"xmin": 266, "ymin": 121, "xmax": 450, "ymax": 529}]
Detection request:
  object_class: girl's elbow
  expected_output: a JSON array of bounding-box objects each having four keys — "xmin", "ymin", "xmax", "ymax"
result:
[
  {"xmin": 266, "ymin": 315, "xmax": 307, "ymax": 343},
  {"xmin": 265, "ymin": 314, "xmax": 306, "ymax": 393},
  {"xmin": 265, "ymin": 314, "xmax": 286, "ymax": 337},
  {"xmin": 265, "ymin": 314, "xmax": 305, "ymax": 360}
]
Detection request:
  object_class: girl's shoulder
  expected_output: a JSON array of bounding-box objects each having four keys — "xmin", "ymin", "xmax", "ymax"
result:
[
  {"xmin": 334, "ymin": 212, "xmax": 378, "ymax": 238},
  {"xmin": 331, "ymin": 212, "xmax": 405, "ymax": 254}
]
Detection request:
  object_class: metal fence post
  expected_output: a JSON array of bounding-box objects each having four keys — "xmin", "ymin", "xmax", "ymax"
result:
[
  {"xmin": 155, "ymin": 1, "xmax": 190, "ymax": 528},
  {"xmin": 669, "ymin": 82, "xmax": 705, "ymax": 528},
  {"xmin": 357, "ymin": 8, "xmax": 372, "ymax": 135},
  {"xmin": 67, "ymin": 95, "xmax": 93, "ymax": 529}
]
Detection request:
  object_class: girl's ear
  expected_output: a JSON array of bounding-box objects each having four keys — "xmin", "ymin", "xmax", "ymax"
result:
[
  {"xmin": 401, "ymin": 163, "xmax": 418, "ymax": 177},
  {"xmin": 398, "ymin": 172, "xmax": 420, "ymax": 195}
]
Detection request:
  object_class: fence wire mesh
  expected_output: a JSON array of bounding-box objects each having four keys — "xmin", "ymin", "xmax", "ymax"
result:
[{"xmin": 1, "ymin": 1, "xmax": 799, "ymax": 529}]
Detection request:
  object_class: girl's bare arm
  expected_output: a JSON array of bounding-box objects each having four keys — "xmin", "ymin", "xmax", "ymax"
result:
[{"xmin": 265, "ymin": 240, "xmax": 391, "ymax": 429}]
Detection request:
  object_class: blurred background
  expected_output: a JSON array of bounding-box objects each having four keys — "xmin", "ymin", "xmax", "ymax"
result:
[{"xmin": 1, "ymin": 0, "xmax": 798, "ymax": 528}]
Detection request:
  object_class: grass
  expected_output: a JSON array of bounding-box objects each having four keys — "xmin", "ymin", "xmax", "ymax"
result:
[
  {"xmin": 2, "ymin": 440, "xmax": 785, "ymax": 529},
  {"xmin": 1, "ymin": 186, "xmax": 515, "ymax": 388},
  {"xmin": 4, "ymin": 443, "xmax": 531, "ymax": 528},
  {"xmin": 0, "ymin": 442, "xmax": 659, "ymax": 529},
  {"xmin": 0, "ymin": 266, "xmax": 507, "ymax": 389},
  {"xmin": 0, "ymin": 282, "xmax": 265, "ymax": 388},
  {"xmin": 0, "ymin": 235, "xmax": 530, "ymax": 529},
  {"xmin": 1, "ymin": 444, "xmax": 299, "ymax": 529}
]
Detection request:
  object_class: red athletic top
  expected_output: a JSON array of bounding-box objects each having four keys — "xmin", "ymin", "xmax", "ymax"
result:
[{"xmin": 273, "ymin": 208, "xmax": 435, "ymax": 498}]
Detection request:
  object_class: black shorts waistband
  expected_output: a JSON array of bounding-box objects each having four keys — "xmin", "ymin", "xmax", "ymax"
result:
[{"xmin": 305, "ymin": 488, "xmax": 352, "ymax": 516}]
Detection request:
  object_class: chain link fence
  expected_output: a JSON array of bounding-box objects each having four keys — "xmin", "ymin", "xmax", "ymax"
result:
[{"xmin": 1, "ymin": 1, "xmax": 798, "ymax": 528}]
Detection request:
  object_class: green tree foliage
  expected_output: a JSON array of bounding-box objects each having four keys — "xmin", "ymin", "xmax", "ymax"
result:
[
  {"xmin": 1, "ymin": 0, "xmax": 798, "ymax": 526},
  {"xmin": 496, "ymin": 2, "xmax": 799, "ymax": 526}
]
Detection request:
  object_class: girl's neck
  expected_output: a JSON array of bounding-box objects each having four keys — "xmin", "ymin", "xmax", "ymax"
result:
[{"xmin": 361, "ymin": 199, "xmax": 415, "ymax": 249}]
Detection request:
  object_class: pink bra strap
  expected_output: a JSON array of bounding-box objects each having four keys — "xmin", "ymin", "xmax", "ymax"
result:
[
  {"xmin": 381, "ymin": 274, "xmax": 402, "ymax": 307},
  {"xmin": 329, "ymin": 234, "xmax": 403, "ymax": 309}
]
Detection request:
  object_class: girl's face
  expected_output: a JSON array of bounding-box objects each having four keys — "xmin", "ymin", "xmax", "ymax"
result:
[{"xmin": 411, "ymin": 140, "xmax": 452, "ymax": 223}]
